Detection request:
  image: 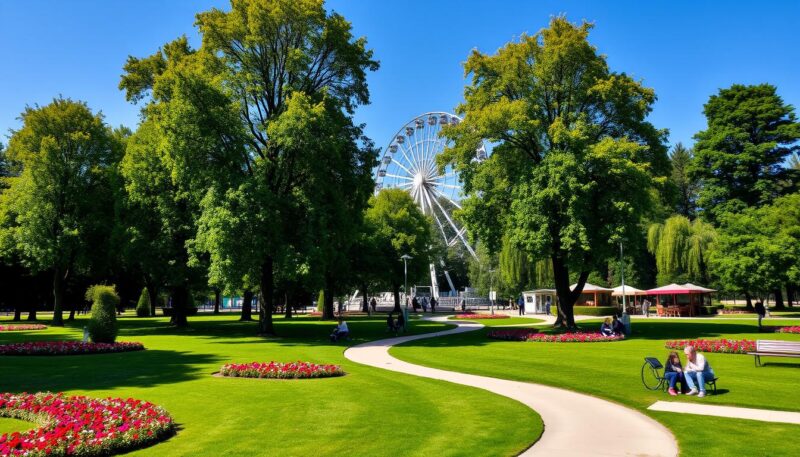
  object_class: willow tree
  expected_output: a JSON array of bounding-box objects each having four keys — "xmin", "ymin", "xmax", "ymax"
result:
[
  {"xmin": 646, "ymin": 215, "xmax": 716, "ymax": 285},
  {"xmin": 440, "ymin": 17, "xmax": 668, "ymax": 327}
]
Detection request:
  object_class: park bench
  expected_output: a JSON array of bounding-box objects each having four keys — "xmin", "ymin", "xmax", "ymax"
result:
[
  {"xmin": 641, "ymin": 357, "xmax": 718, "ymax": 394},
  {"xmin": 748, "ymin": 340, "xmax": 800, "ymax": 367}
]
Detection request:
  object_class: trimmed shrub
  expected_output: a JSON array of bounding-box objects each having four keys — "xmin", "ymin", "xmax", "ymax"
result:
[
  {"xmin": 572, "ymin": 306, "xmax": 618, "ymax": 316},
  {"xmin": 136, "ymin": 287, "xmax": 151, "ymax": 317},
  {"xmin": 86, "ymin": 285, "xmax": 119, "ymax": 343}
]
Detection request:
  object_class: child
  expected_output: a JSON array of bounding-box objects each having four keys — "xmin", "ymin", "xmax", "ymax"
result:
[{"xmin": 664, "ymin": 351, "xmax": 686, "ymax": 396}]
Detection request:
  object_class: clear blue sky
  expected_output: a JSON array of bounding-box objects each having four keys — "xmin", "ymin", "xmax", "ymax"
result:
[{"xmin": 2, "ymin": 0, "xmax": 799, "ymax": 152}]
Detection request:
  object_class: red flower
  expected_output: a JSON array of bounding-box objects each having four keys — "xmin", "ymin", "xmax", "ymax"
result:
[
  {"xmin": 0, "ymin": 392, "xmax": 174, "ymax": 456},
  {"xmin": 487, "ymin": 329, "xmax": 621, "ymax": 342},
  {"xmin": 0, "ymin": 341, "xmax": 145, "ymax": 356},
  {"xmin": 219, "ymin": 361, "xmax": 344, "ymax": 379},
  {"xmin": 0, "ymin": 325, "xmax": 47, "ymax": 332},
  {"xmin": 664, "ymin": 338, "xmax": 755, "ymax": 354}
]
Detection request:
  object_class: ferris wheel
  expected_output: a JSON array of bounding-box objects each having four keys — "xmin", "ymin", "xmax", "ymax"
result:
[{"xmin": 375, "ymin": 112, "xmax": 485, "ymax": 267}]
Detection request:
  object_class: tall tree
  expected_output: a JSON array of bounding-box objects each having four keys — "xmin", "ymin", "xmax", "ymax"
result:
[
  {"xmin": 365, "ymin": 189, "xmax": 433, "ymax": 312},
  {"xmin": 646, "ymin": 215, "xmax": 716, "ymax": 285},
  {"xmin": 690, "ymin": 84, "xmax": 800, "ymax": 221},
  {"xmin": 0, "ymin": 98, "xmax": 116, "ymax": 326},
  {"xmin": 669, "ymin": 143, "xmax": 698, "ymax": 218},
  {"xmin": 441, "ymin": 17, "xmax": 668, "ymax": 327}
]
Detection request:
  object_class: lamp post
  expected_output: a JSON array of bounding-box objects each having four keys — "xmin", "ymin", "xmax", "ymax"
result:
[
  {"xmin": 488, "ymin": 269, "xmax": 496, "ymax": 315},
  {"xmin": 400, "ymin": 254, "xmax": 412, "ymax": 330},
  {"xmin": 619, "ymin": 242, "xmax": 631, "ymax": 334}
]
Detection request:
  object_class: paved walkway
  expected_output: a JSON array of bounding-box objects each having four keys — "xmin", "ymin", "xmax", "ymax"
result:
[
  {"xmin": 649, "ymin": 401, "xmax": 800, "ymax": 425},
  {"xmin": 344, "ymin": 317, "xmax": 678, "ymax": 456}
]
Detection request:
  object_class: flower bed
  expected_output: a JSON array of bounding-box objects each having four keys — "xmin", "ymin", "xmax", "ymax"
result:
[
  {"xmin": 0, "ymin": 392, "xmax": 174, "ymax": 456},
  {"xmin": 776, "ymin": 326, "xmax": 800, "ymax": 334},
  {"xmin": 0, "ymin": 341, "xmax": 144, "ymax": 356},
  {"xmin": 454, "ymin": 314, "xmax": 510, "ymax": 320},
  {"xmin": 0, "ymin": 324, "xmax": 47, "ymax": 332},
  {"xmin": 219, "ymin": 361, "xmax": 344, "ymax": 379},
  {"xmin": 664, "ymin": 338, "xmax": 755, "ymax": 354},
  {"xmin": 487, "ymin": 328, "xmax": 621, "ymax": 342}
]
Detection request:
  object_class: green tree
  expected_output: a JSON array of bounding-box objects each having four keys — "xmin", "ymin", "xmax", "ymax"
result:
[
  {"xmin": 440, "ymin": 17, "xmax": 668, "ymax": 327},
  {"xmin": 690, "ymin": 84, "xmax": 800, "ymax": 222},
  {"xmin": 86, "ymin": 284, "xmax": 120, "ymax": 343},
  {"xmin": 669, "ymin": 143, "xmax": 698, "ymax": 218},
  {"xmin": 711, "ymin": 193, "xmax": 800, "ymax": 305},
  {"xmin": 646, "ymin": 215, "xmax": 716, "ymax": 285},
  {"xmin": 136, "ymin": 287, "xmax": 151, "ymax": 317},
  {"xmin": 789, "ymin": 153, "xmax": 800, "ymax": 171},
  {"xmin": 0, "ymin": 98, "xmax": 116, "ymax": 326},
  {"xmin": 125, "ymin": 0, "xmax": 378, "ymax": 335},
  {"xmin": 365, "ymin": 189, "xmax": 433, "ymax": 312}
]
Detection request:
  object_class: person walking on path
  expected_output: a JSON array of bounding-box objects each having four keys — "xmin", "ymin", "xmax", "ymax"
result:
[
  {"xmin": 755, "ymin": 300, "xmax": 766, "ymax": 329},
  {"xmin": 421, "ymin": 297, "xmax": 428, "ymax": 313},
  {"xmin": 545, "ymin": 296, "xmax": 552, "ymax": 316},
  {"xmin": 430, "ymin": 296, "xmax": 437, "ymax": 314},
  {"xmin": 370, "ymin": 297, "xmax": 377, "ymax": 313},
  {"xmin": 642, "ymin": 298, "xmax": 651, "ymax": 317},
  {"xmin": 684, "ymin": 346, "xmax": 715, "ymax": 398},
  {"xmin": 517, "ymin": 295, "xmax": 525, "ymax": 316}
]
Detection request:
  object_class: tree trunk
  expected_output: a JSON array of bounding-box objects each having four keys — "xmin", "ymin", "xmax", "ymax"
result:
[
  {"xmin": 213, "ymin": 288, "xmax": 221, "ymax": 314},
  {"xmin": 284, "ymin": 292, "xmax": 293, "ymax": 319},
  {"xmin": 361, "ymin": 283, "xmax": 370, "ymax": 314},
  {"xmin": 147, "ymin": 283, "xmax": 159, "ymax": 317},
  {"xmin": 323, "ymin": 277, "xmax": 335, "ymax": 320},
  {"xmin": 171, "ymin": 284, "xmax": 189, "ymax": 328},
  {"xmin": 551, "ymin": 255, "xmax": 588, "ymax": 329},
  {"xmin": 52, "ymin": 268, "xmax": 65, "ymax": 326},
  {"xmin": 68, "ymin": 302, "xmax": 76, "ymax": 321},
  {"xmin": 744, "ymin": 292, "xmax": 753, "ymax": 311},
  {"xmin": 392, "ymin": 283, "xmax": 401, "ymax": 313},
  {"xmin": 773, "ymin": 289, "xmax": 785, "ymax": 310},
  {"xmin": 12, "ymin": 295, "xmax": 22, "ymax": 321},
  {"xmin": 258, "ymin": 257, "xmax": 275, "ymax": 335},
  {"xmin": 787, "ymin": 284, "xmax": 796, "ymax": 308},
  {"xmin": 240, "ymin": 290, "xmax": 254, "ymax": 321}
]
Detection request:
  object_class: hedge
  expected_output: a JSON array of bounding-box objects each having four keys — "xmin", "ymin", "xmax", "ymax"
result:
[
  {"xmin": 86, "ymin": 285, "xmax": 120, "ymax": 343},
  {"xmin": 572, "ymin": 306, "xmax": 618, "ymax": 316},
  {"xmin": 136, "ymin": 287, "xmax": 151, "ymax": 317}
]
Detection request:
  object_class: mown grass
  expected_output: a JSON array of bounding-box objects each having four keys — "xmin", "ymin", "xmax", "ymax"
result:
[
  {"xmin": 448, "ymin": 316, "xmax": 546, "ymax": 326},
  {"xmin": 1, "ymin": 313, "xmax": 541, "ymax": 456},
  {"xmin": 391, "ymin": 317, "xmax": 800, "ymax": 457}
]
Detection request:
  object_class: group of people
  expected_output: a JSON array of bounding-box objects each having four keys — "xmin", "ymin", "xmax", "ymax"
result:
[
  {"xmin": 386, "ymin": 312, "xmax": 405, "ymax": 334},
  {"xmin": 329, "ymin": 318, "xmax": 349, "ymax": 342},
  {"xmin": 600, "ymin": 315, "xmax": 627, "ymax": 337},
  {"xmin": 664, "ymin": 346, "xmax": 716, "ymax": 397},
  {"xmin": 411, "ymin": 296, "xmax": 437, "ymax": 313},
  {"xmin": 515, "ymin": 295, "xmax": 552, "ymax": 316}
]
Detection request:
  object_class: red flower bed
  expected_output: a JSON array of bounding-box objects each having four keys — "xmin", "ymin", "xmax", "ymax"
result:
[
  {"xmin": 776, "ymin": 326, "xmax": 800, "ymax": 334},
  {"xmin": 454, "ymin": 314, "xmax": 510, "ymax": 320},
  {"xmin": 0, "ymin": 341, "xmax": 144, "ymax": 356},
  {"xmin": 664, "ymin": 338, "xmax": 755, "ymax": 354},
  {"xmin": 487, "ymin": 328, "xmax": 621, "ymax": 342},
  {"xmin": 0, "ymin": 392, "xmax": 174, "ymax": 456},
  {"xmin": 0, "ymin": 325, "xmax": 46, "ymax": 332},
  {"xmin": 219, "ymin": 361, "xmax": 344, "ymax": 379}
]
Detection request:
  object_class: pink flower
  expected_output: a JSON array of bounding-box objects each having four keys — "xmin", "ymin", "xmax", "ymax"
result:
[
  {"xmin": 487, "ymin": 329, "xmax": 621, "ymax": 342},
  {"xmin": 664, "ymin": 338, "xmax": 755, "ymax": 354},
  {"xmin": 0, "ymin": 341, "xmax": 145, "ymax": 356},
  {"xmin": 219, "ymin": 361, "xmax": 344, "ymax": 379},
  {"xmin": 454, "ymin": 314, "xmax": 510, "ymax": 319}
]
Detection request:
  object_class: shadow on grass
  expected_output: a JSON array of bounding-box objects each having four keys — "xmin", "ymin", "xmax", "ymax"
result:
[{"xmin": 0, "ymin": 349, "xmax": 222, "ymax": 392}]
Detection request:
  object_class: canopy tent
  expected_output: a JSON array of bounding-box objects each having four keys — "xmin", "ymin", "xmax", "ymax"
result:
[
  {"xmin": 644, "ymin": 283, "xmax": 716, "ymax": 316},
  {"xmin": 570, "ymin": 282, "xmax": 613, "ymax": 307},
  {"xmin": 611, "ymin": 285, "xmax": 645, "ymax": 296}
]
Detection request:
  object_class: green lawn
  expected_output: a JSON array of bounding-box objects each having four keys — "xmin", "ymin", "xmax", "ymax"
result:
[
  {"xmin": 391, "ymin": 317, "xmax": 800, "ymax": 457},
  {"xmin": 448, "ymin": 316, "xmax": 546, "ymax": 326},
  {"xmin": 1, "ymin": 314, "xmax": 541, "ymax": 456}
]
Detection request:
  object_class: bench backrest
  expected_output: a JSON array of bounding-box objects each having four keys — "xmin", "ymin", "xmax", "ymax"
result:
[{"xmin": 757, "ymin": 340, "xmax": 800, "ymax": 354}]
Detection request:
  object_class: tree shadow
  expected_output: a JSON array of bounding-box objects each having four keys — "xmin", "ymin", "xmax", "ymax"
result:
[{"xmin": 0, "ymin": 349, "xmax": 222, "ymax": 392}]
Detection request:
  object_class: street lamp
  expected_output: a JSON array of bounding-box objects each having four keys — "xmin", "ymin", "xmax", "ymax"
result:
[
  {"xmin": 400, "ymin": 254, "xmax": 412, "ymax": 330},
  {"xmin": 488, "ymin": 269, "xmax": 496, "ymax": 315}
]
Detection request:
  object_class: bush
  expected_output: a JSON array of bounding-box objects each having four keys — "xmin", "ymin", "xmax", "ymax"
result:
[
  {"xmin": 86, "ymin": 285, "xmax": 119, "ymax": 343},
  {"xmin": 136, "ymin": 287, "xmax": 151, "ymax": 317},
  {"xmin": 572, "ymin": 306, "xmax": 618, "ymax": 316},
  {"xmin": 700, "ymin": 305, "xmax": 723, "ymax": 315}
]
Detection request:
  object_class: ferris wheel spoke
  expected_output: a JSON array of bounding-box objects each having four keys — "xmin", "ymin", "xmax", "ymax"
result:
[
  {"xmin": 431, "ymin": 186, "xmax": 463, "ymax": 210},
  {"xmin": 384, "ymin": 173, "xmax": 413, "ymax": 181},
  {"xmin": 432, "ymin": 182, "xmax": 462, "ymax": 191},
  {"xmin": 430, "ymin": 191, "xmax": 475, "ymax": 259},
  {"xmin": 390, "ymin": 158, "xmax": 416, "ymax": 177}
]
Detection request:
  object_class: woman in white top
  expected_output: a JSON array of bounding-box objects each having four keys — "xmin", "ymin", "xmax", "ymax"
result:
[{"xmin": 683, "ymin": 346, "xmax": 715, "ymax": 397}]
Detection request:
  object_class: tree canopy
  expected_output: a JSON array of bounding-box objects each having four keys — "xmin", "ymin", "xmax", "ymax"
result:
[{"xmin": 440, "ymin": 17, "xmax": 669, "ymax": 327}]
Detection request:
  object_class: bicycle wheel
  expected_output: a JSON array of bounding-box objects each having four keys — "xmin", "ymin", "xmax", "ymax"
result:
[{"xmin": 641, "ymin": 362, "xmax": 664, "ymax": 391}]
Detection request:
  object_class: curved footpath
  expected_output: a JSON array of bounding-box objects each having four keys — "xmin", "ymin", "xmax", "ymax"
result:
[{"xmin": 344, "ymin": 317, "xmax": 678, "ymax": 456}]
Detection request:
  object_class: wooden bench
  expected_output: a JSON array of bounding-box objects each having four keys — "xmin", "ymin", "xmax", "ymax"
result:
[{"xmin": 748, "ymin": 340, "xmax": 800, "ymax": 367}]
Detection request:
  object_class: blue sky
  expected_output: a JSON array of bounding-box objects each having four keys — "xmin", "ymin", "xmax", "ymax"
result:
[{"xmin": 2, "ymin": 0, "xmax": 799, "ymax": 152}]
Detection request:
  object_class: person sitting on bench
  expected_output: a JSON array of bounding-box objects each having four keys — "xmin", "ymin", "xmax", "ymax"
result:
[
  {"xmin": 611, "ymin": 315, "xmax": 626, "ymax": 337},
  {"xmin": 330, "ymin": 318, "xmax": 349, "ymax": 342},
  {"xmin": 683, "ymin": 345, "xmax": 715, "ymax": 397},
  {"xmin": 600, "ymin": 318, "xmax": 615, "ymax": 336},
  {"xmin": 664, "ymin": 351, "xmax": 686, "ymax": 396}
]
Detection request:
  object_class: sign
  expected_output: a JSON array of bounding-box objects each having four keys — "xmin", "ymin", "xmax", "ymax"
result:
[{"xmin": 489, "ymin": 290, "xmax": 497, "ymax": 301}]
